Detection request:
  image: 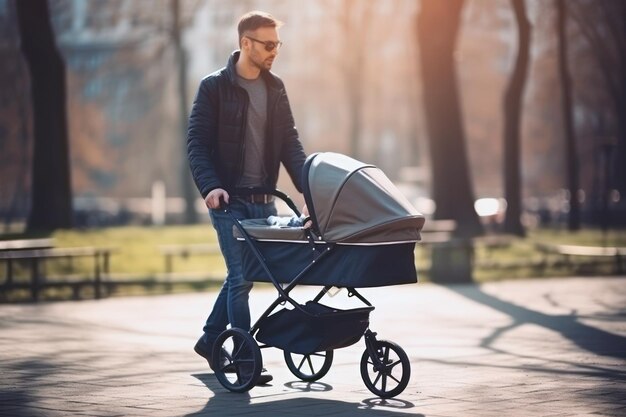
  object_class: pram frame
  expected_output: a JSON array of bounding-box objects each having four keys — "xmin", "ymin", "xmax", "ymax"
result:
[
  {"xmin": 211, "ymin": 189, "xmax": 412, "ymax": 398},
  {"xmin": 227, "ymin": 190, "xmax": 373, "ymax": 337}
]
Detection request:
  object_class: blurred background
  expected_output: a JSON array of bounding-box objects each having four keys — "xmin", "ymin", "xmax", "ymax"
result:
[{"xmin": 1, "ymin": 0, "xmax": 624, "ymax": 233}]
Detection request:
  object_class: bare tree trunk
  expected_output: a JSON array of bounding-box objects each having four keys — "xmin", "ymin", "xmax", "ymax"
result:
[
  {"xmin": 503, "ymin": 0, "xmax": 531, "ymax": 237},
  {"xmin": 16, "ymin": 0, "xmax": 73, "ymax": 231},
  {"xmin": 171, "ymin": 0, "xmax": 198, "ymax": 224},
  {"xmin": 556, "ymin": 0, "xmax": 580, "ymax": 230},
  {"xmin": 567, "ymin": 0, "xmax": 625, "ymax": 226},
  {"xmin": 4, "ymin": 65, "xmax": 31, "ymax": 232},
  {"xmin": 417, "ymin": 0, "xmax": 482, "ymax": 238},
  {"xmin": 340, "ymin": 0, "xmax": 371, "ymax": 160}
]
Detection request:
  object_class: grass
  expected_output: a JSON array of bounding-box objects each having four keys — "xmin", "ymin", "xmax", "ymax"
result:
[
  {"xmin": 1, "ymin": 225, "xmax": 624, "ymax": 301},
  {"xmin": 471, "ymin": 228, "xmax": 626, "ymax": 282},
  {"xmin": 0, "ymin": 224, "xmax": 228, "ymax": 301},
  {"xmin": 52, "ymin": 225, "xmax": 226, "ymax": 277},
  {"xmin": 414, "ymin": 227, "xmax": 626, "ymax": 282}
]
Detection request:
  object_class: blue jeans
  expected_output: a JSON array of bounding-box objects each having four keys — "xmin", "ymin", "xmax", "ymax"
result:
[{"xmin": 202, "ymin": 198, "xmax": 277, "ymax": 342}]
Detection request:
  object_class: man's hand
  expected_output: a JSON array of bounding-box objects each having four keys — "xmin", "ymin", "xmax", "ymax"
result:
[
  {"xmin": 301, "ymin": 204, "xmax": 312, "ymax": 229},
  {"xmin": 205, "ymin": 188, "xmax": 229, "ymax": 209}
]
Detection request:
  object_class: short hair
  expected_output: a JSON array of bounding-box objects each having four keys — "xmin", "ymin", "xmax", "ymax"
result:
[{"xmin": 237, "ymin": 11, "xmax": 283, "ymax": 44}]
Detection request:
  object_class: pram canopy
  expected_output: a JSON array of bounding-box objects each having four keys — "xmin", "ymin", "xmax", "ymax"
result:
[{"xmin": 303, "ymin": 152, "xmax": 425, "ymax": 243}]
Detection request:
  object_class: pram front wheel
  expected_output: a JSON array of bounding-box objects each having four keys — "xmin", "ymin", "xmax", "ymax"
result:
[
  {"xmin": 212, "ymin": 328, "xmax": 262, "ymax": 393},
  {"xmin": 360, "ymin": 339, "xmax": 410, "ymax": 398},
  {"xmin": 284, "ymin": 350, "xmax": 333, "ymax": 382}
]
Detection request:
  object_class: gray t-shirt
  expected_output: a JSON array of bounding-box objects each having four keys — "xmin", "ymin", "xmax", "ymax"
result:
[{"xmin": 237, "ymin": 75, "xmax": 268, "ymax": 188}]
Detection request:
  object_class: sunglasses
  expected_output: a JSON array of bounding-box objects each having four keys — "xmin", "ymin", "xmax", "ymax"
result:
[{"xmin": 245, "ymin": 36, "xmax": 283, "ymax": 52}]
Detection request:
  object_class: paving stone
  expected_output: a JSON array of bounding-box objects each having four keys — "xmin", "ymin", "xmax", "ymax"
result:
[{"xmin": 0, "ymin": 276, "xmax": 625, "ymax": 416}]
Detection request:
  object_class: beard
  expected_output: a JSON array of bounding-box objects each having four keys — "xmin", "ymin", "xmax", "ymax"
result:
[{"xmin": 251, "ymin": 54, "xmax": 274, "ymax": 71}]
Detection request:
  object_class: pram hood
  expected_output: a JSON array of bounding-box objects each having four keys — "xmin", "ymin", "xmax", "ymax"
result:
[{"xmin": 304, "ymin": 152, "xmax": 425, "ymax": 243}]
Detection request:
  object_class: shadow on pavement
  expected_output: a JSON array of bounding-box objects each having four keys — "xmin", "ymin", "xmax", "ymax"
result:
[
  {"xmin": 445, "ymin": 283, "xmax": 626, "ymax": 362},
  {"xmin": 186, "ymin": 373, "xmax": 423, "ymax": 417},
  {"xmin": 0, "ymin": 360, "xmax": 63, "ymax": 417},
  {"xmin": 418, "ymin": 283, "xmax": 626, "ymax": 412},
  {"xmin": 0, "ymin": 389, "xmax": 46, "ymax": 417}
]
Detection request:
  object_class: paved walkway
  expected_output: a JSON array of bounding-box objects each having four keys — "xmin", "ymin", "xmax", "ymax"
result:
[{"xmin": 1, "ymin": 276, "xmax": 625, "ymax": 417}]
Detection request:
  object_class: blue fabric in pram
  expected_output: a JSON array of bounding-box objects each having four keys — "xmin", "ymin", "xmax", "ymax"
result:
[
  {"xmin": 266, "ymin": 214, "xmax": 306, "ymax": 227},
  {"xmin": 233, "ymin": 218, "xmax": 308, "ymax": 241}
]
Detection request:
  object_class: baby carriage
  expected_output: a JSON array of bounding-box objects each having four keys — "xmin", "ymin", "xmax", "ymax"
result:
[{"xmin": 212, "ymin": 152, "xmax": 425, "ymax": 398}]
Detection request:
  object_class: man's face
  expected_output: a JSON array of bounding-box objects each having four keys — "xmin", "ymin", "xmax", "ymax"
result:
[{"xmin": 243, "ymin": 26, "xmax": 281, "ymax": 71}]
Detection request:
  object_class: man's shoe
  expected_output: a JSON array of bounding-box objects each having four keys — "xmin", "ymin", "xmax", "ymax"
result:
[
  {"xmin": 238, "ymin": 368, "xmax": 273, "ymax": 386},
  {"xmin": 256, "ymin": 369, "xmax": 273, "ymax": 385},
  {"xmin": 194, "ymin": 335, "xmax": 235, "ymax": 373},
  {"xmin": 194, "ymin": 335, "xmax": 213, "ymax": 364}
]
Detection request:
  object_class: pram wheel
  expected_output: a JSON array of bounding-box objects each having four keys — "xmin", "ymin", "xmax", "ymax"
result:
[
  {"xmin": 284, "ymin": 350, "xmax": 333, "ymax": 382},
  {"xmin": 360, "ymin": 339, "xmax": 410, "ymax": 398},
  {"xmin": 212, "ymin": 328, "xmax": 262, "ymax": 393}
]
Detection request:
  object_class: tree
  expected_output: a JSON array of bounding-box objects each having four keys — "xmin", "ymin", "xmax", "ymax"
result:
[
  {"xmin": 16, "ymin": 0, "xmax": 73, "ymax": 231},
  {"xmin": 556, "ymin": 0, "xmax": 580, "ymax": 230},
  {"xmin": 568, "ymin": 0, "xmax": 625, "ymax": 224},
  {"xmin": 339, "ymin": 0, "xmax": 373, "ymax": 160},
  {"xmin": 0, "ymin": 1, "xmax": 31, "ymax": 231},
  {"xmin": 417, "ymin": 0, "xmax": 482, "ymax": 238},
  {"xmin": 502, "ymin": 0, "xmax": 531, "ymax": 236},
  {"xmin": 171, "ymin": 0, "xmax": 198, "ymax": 224}
]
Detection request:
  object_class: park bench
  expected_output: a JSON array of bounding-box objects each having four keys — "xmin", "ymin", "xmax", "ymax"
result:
[
  {"xmin": 0, "ymin": 241, "xmax": 115, "ymax": 301},
  {"xmin": 1, "ymin": 238, "xmax": 54, "ymax": 298},
  {"xmin": 159, "ymin": 243, "xmax": 221, "ymax": 275},
  {"xmin": 534, "ymin": 242, "xmax": 625, "ymax": 274},
  {"xmin": 0, "ymin": 238, "xmax": 55, "ymax": 251}
]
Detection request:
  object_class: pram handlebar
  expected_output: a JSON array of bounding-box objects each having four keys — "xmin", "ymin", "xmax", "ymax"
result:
[
  {"xmin": 219, "ymin": 188, "xmax": 301, "ymax": 217},
  {"xmin": 269, "ymin": 189, "xmax": 301, "ymax": 217}
]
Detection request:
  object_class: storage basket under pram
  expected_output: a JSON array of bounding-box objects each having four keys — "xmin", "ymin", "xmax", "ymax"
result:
[
  {"xmin": 256, "ymin": 301, "xmax": 372, "ymax": 354},
  {"xmin": 210, "ymin": 152, "xmax": 425, "ymax": 398}
]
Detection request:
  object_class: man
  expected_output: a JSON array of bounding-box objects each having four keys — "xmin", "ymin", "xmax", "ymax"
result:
[{"xmin": 187, "ymin": 11, "xmax": 306, "ymax": 385}]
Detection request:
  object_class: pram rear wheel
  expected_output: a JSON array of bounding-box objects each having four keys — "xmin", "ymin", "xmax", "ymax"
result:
[
  {"xmin": 212, "ymin": 328, "xmax": 262, "ymax": 393},
  {"xmin": 284, "ymin": 350, "xmax": 333, "ymax": 382},
  {"xmin": 360, "ymin": 339, "xmax": 410, "ymax": 398}
]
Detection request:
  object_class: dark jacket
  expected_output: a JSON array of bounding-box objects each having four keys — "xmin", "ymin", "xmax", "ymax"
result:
[{"xmin": 187, "ymin": 51, "xmax": 306, "ymax": 199}]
